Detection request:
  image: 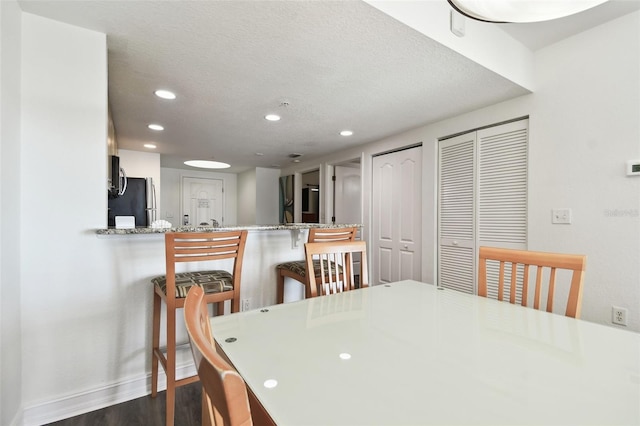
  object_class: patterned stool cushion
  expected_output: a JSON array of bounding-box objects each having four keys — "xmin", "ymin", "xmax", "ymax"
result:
[
  {"xmin": 152, "ymin": 270, "xmax": 234, "ymax": 298},
  {"xmin": 276, "ymin": 260, "xmax": 343, "ymax": 278}
]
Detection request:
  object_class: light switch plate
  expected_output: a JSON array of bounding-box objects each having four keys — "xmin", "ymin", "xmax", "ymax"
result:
[
  {"xmin": 450, "ymin": 10, "xmax": 465, "ymax": 37},
  {"xmin": 552, "ymin": 208, "xmax": 572, "ymax": 224}
]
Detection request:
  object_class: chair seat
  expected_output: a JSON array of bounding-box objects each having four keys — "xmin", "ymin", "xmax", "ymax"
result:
[
  {"xmin": 276, "ymin": 260, "xmax": 342, "ymax": 277},
  {"xmin": 152, "ymin": 270, "xmax": 233, "ymax": 298}
]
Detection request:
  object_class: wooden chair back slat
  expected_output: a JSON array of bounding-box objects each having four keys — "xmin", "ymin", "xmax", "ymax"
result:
[
  {"xmin": 305, "ymin": 241, "xmax": 368, "ymax": 298},
  {"xmin": 308, "ymin": 227, "xmax": 358, "ymax": 242},
  {"xmin": 478, "ymin": 246, "xmax": 586, "ymax": 318}
]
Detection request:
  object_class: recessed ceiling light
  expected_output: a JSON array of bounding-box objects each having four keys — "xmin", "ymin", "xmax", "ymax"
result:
[
  {"xmin": 154, "ymin": 89, "xmax": 176, "ymax": 100},
  {"xmin": 184, "ymin": 160, "xmax": 231, "ymax": 169},
  {"xmin": 340, "ymin": 130, "xmax": 353, "ymax": 136},
  {"xmin": 144, "ymin": 143, "xmax": 157, "ymax": 149},
  {"xmin": 255, "ymin": 152, "xmax": 264, "ymax": 156},
  {"xmin": 265, "ymin": 114, "xmax": 281, "ymax": 121},
  {"xmin": 148, "ymin": 124, "xmax": 164, "ymax": 131}
]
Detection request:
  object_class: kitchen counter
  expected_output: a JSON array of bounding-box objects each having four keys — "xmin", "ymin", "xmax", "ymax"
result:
[{"xmin": 95, "ymin": 223, "xmax": 362, "ymax": 235}]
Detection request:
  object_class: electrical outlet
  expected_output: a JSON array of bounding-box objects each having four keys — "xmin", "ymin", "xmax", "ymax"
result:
[
  {"xmin": 552, "ymin": 208, "xmax": 572, "ymax": 224},
  {"xmin": 242, "ymin": 298, "xmax": 251, "ymax": 312},
  {"xmin": 612, "ymin": 306, "xmax": 628, "ymax": 326}
]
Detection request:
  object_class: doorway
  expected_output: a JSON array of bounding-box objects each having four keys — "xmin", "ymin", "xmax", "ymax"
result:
[
  {"xmin": 301, "ymin": 170, "xmax": 319, "ymax": 223},
  {"xmin": 181, "ymin": 177, "xmax": 224, "ymax": 226}
]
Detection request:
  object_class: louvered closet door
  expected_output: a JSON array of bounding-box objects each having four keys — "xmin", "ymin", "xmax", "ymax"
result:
[
  {"xmin": 478, "ymin": 120, "xmax": 528, "ymax": 300},
  {"xmin": 438, "ymin": 133, "xmax": 476, "ymax": 293}
]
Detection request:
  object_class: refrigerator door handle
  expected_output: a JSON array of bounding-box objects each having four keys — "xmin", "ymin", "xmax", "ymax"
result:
[{"xmin": 119, "ymin": 167, "xmax": 127, "ymax": 196}]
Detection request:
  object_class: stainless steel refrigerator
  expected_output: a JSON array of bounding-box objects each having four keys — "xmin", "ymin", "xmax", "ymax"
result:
[{"xmin": 107, "ymin": 177, "xmax": 156, "ymax": 227}]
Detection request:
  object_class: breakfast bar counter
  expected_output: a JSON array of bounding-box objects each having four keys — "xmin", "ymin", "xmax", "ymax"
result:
[
  {"xmin": 95, "ymin": 222, "xmax": 359, "ymax": 235},
  {"xmin": 95, "ymin": 223, "xmax": 362, "ymax": 307}
]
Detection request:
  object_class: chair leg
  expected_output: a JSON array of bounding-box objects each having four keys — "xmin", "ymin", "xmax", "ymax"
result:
[
  {"xmin": 165, "ymin": 305, "xmax": 176, "ymax": 426},
  {"xmin": 277, "ymin": 271, "xmax": 285, "ymax": 304},
  {"xmin": 151, "ymin": 290, "xmax": 161, "ymax": 398},
  {"xmin": 231, "ymin": 296, "xmax": 240, "ymax": 313},
  {"xmin": 216, "ymin": 301, "xmax": 225, "ymax": 316},
  {"xmin": 201, "ymin": 386, "xmax": 214, "ymax": 426}
]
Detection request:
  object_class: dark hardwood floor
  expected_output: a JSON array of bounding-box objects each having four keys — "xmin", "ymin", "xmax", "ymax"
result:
[{"xmin": 44, "ymin": 382, "xmax": 202, "ymax": 426}]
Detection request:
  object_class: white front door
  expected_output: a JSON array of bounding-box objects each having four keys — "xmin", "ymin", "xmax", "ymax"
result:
[
  {"xmin": 182, "ymin": 177, "xmax": 224, "ymax": 226},
  {"xmin": 371, "ymin": 146, "xmax": 422, "ymax": 285}
]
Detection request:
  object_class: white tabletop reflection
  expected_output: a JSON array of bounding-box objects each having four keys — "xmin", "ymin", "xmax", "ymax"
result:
[{"xmin": 211, "ymin": 280, "xmax": 640, "ymax": 425}]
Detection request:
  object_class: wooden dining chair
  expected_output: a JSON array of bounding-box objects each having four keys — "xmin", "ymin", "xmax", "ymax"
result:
[
  {"xmin": 478, "ymin": 246, "xmax": 587, "ymax": 318},
  {"xmin": 276, "ymin": 227, "xmax": 357, "ymax": 303},
  {"xmin": 184, "ymin": 286, "xmax": 253, "ymax": 426},
  {"xmin": 151, "ymin": 230, "xmax": 248, "ymax": 426},
  {"xmin": 304, "ymin": 240, "xmax": 369, "ymax": 297}
]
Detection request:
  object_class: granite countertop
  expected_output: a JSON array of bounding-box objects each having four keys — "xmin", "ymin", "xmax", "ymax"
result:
[{"xmin": 95, "ymin": 223, "xmax": 362, "ymax": 235}]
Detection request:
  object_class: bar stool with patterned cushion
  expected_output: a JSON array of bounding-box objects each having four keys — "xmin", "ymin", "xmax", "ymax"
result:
[
  {"xmin": 150, "ymin": 230, "xmax": 248, "ymax": 426},
  {"xmin": 276, "ymin": 227, "xmax": 356, "ymax": 303}
]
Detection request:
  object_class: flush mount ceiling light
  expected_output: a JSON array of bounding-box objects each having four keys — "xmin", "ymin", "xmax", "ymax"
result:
[
  {"xmin": 184, "ymin": 160, "xmax": 231, "ymax": 169},
  {"xmin": 340, "ymin": 130, "xmax": 353, "ymax": 136},
  {"xmin": 154, "ymin": 89, "xmax": 176, "ymax": 100},
  {"xmin": 447, "ymin": 0, "xmax": 607, "ymax": 23},
  {"xmin": 143, "ymin": 143, "xmax": 157, "ymax": 149},
  {"xmin": 148, "ymin": 124, "xmax": 164, "ymax": 131},
  {"xmin": 265, "ymin": 114, "xmax": 281, "ymax": 121}
]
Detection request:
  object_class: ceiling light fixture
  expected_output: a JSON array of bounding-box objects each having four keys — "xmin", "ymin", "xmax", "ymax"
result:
[
  {"xmin": 447, "ymin": 0, "xmax": 607, "ymax": 23},
  {"xmin": 340, "ymin": 130, "xmax": 353, "ymax": 136},
  {"xmin": 184, "ymin": 160, "xmax": 231, "ymax": 169},
  {"xmin": 143, "ymin": 143, "xmax": 157, "ymax": 149},
  {"xmin": 148, "ymin": 124, "xmax": 164, "ymax": 131},
  {"xmin": 154, "ymin": 89, "xmax": 176, "ymax": 100},
  {"xmin": 265, "ymin": 114, "xmax": 281, "ymax": 121}
]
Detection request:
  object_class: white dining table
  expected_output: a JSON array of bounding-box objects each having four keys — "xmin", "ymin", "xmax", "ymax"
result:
[{"xmin": 210, "ymin": 280, "xmax": 640, "ymax": 425}]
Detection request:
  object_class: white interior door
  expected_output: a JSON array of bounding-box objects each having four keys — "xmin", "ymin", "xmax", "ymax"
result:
[
  {"xmin": 437, "ymin": 119, "xmax": 528, "ymax": 295},
  {"xmin": 334, "ymin": 165, "xmax": 361, "ymax": 225},
  {"xmin": 438, "ymin": 133, "xmax": 477, "ymax": 294},
  {"xmin": 372, "ymin": 146, "xmax": 422, "ymax": 285},
  {"xmin": 182, "ymin": 177, "xmax": 224, "ymax": 226},
  {"xmin": 334, "ymin": 164, "xmax": 362, "ymax": 272}
]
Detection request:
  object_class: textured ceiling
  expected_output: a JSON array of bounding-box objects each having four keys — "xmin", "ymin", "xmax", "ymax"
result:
[{"xmin": 17, "ymin": 0, "xmax": 638, "ymax": 172}]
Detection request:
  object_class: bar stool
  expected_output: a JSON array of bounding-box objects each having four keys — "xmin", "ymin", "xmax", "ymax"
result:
[
  {"xmin": 150, "ymin": 230, "xmax": 248, "ymax": 426},
  {"xmin": 276, "ymin": 227, "xmax": 356, "ymax": 303}
]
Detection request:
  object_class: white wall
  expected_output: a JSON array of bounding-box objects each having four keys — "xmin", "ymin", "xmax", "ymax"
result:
[
  {"xmin": 237, "ymin": 167, "xmax": 280, "ymax": 225},
  {"xmin": 237, "ymin": 168, "xmax": 256, "ymax": 224},
  {"xmin": 283, "ymin": 11, "xmax": 640, "ymax": 331},
  {"xmin": 255, "ymin": 167, "xmax": 280, "ymax": 225},
  {"xmin": 20, "ymin": 12, "xmax": 111, "ymax": 423},
  {"xmin": 160, "ymin": 166, "xmax": 238, "ymax": 226},
  {"xmin": 529, "ymin": 11, "xmax": 640, "ymax": 329},
  {"xmin": 1, "ymin": 1, "xmax": 23, "ymax": 424}
]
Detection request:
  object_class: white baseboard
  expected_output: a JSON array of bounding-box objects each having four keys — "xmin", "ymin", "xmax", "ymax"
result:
[{"xmin": 23, "ymin": 362, "xmax": 196, "ymax": 426}]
